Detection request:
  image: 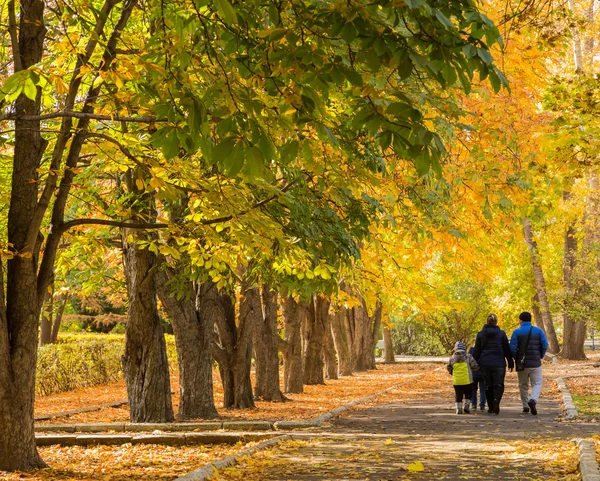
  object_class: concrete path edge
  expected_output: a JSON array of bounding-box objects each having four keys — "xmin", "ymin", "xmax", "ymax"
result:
[
  {"xmin": 556, "ymin": 377, "xmax": 578, "ymax": 419},
  {"xmin": 574, "ymin": 438, "xmax": 600, "ymax": 481},
  {"xmin": 175, "ymin": 434, "xmax": 294, "ymax": 481}
]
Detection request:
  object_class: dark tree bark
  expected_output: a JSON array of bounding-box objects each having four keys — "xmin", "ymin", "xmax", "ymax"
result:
[
  {"xmin": 280, "ymin": 294, "xmax": 304, "ymax": 393},
  {"xmin": 155, "ymin": 269, "xmax": 218, "ymax": 419},
  {"xmin": 302, "ymin": 295, "xmax": 326, "ymax": 385},
  {"xmin": 213, "ymin": 287, "xmax": 257, "ymax": 409},
  {"xmin": 122, "ymin": 225, "xmax": 174, "ymax": 423},
  {"xmin": 383, "ymin": 325, "xmax": 396, "ymax": 363},
  {"xmin": 253, "ymin": 285, "xmax": 286, "ymax": 401},
  {"xmin": 330, "ymin": 307, "xmax": 353, "ymax": 376},
  {"xmin": 561, "ymin": 192, "xmax": 586, "ymax": 360},
  {"xmin": 523, "ymin": 218, "xmax": 560, "ymax": 353}
]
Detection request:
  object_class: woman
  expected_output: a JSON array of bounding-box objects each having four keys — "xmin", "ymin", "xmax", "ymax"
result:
[{"xmin": 472, "ymin": 313, "xmax": 514, "ymax": 414}]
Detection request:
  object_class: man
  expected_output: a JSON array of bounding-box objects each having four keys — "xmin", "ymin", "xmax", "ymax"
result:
[{"xmin": 509, "ymin": 312, "xmax": 549, "ymax": 415}]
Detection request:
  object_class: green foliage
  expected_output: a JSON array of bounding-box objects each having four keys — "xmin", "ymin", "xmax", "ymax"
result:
[
  {"xmin": 390, "ymin": 318, "xmax": 444, "ymax": 356},
  {"xmin": 425, "ymin": 280, "xmax": 491, "ymax": 352}
]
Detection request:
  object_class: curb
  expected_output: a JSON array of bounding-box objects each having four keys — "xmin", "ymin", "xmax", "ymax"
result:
[
  {"xmin": 35, "ymin": 432, "xmax": 276, "ymax": 447},
  {"xmin": 36, "ymin": 421, "xmax": 271, "ymax": 433},
  {"xmin": 175, "ymin": 434, "xmax": 293, "ymax": 481},
  {"xmin": 574, "ymin": 438, "xmax": 600, "ymax": 481},
  {"xmin": 38, "ymin": 368, "xmax": 443, "ymax": 435},
  {"xmin": 556, "ymin": 377, "xmax": 578, "ymax": 419}
]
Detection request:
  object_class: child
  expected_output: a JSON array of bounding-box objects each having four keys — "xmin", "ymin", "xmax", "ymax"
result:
[
  {"xmin": 469, "ymin": 346, "xmax": 486, "ymax": 411},
  {"xmin": 447, "ymin": 341, "xmax": 479, "ymax": 414}
]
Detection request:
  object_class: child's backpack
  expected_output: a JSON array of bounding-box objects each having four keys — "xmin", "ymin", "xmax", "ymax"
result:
[{"xmin": 452, "ymin": 360, "xmax": 471, "ymax": 385}]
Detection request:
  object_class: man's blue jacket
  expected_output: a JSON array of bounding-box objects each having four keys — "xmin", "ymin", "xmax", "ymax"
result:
[{"xmin": 509, "ymin": 322, "xmax": 548, "ymax": 368}]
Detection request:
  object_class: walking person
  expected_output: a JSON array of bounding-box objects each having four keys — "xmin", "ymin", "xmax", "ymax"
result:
[
  {"xmin": 468, "ymin": 346, "xmax": 486, "ymax": 411},
  {"xmin": 472, "ymin": 314, "xmax": 514, "ymax": 415},
  {"xmin": 509, "ymin": 311, "xmax": 548, "ymax": 415},
  {"xmin": 447, "ymin": 341, "xmax": 479, "ymax": 414}
]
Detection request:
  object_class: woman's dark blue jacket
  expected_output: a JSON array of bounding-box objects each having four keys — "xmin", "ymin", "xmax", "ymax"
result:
[{"xmin": 472, "ymin": 324, "xmax": 514, "ymax": 369}]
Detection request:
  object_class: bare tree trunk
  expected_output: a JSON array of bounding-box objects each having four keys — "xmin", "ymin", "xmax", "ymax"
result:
[
  {"xmin": 155, "ymin": 269, "xmax": 218, "ymax": 419},
  {"xmin": 122, "ymin": 229, "xmax": 174, "ymax": 423},
  {"xmin": 523, "ymin": 218, "xmax": 560, "ymax": 353},
  {"xmin": 50, "ymin": 293, "xmax": 68, "ymax": 344},
  {"xmin": 303, "ymin": 295, "xmax": 326, "ymax": 385},
  {"xmin": 253, "ymin": 285, "xmax": 286, "ymax": 401},
  {"xmin": 330, "ymin": 307, "xmax": 353, "ymax": 376},
  {"xmin": 281, "ymin": 294, "xmax": 304, "ymax": 393},
  {"xmin": 323, "ymin": 312, "xmax": 338, "ymax": 380},
  {"xmin": 214, "ymin": 287, "xmax": 256, "ymax": 409},
  {"xmin": 383, "ymin": 326, "xmax": 395, "ymax": 363}
]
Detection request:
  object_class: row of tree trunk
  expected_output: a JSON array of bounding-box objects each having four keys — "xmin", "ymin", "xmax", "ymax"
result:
[{"xmin": 121, "ymin": 253, "xmax": 386, "ymax": 422}]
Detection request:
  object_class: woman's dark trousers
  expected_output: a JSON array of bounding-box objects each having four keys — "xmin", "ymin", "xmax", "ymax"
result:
[{"xmin": 480, "ymin": 366, "xmax": 506, "ymax": 410}]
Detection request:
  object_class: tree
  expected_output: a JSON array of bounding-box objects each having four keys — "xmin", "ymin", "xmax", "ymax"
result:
[
  {"xmin": 0, "ymin": 0, "xmax": 507, "ymax": 469},
  {"xmin": 253, "ymin": 285, "xmax": 286, "ymax": 401}
]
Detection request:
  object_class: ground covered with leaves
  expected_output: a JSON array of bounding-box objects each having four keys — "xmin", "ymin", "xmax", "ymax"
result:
[
  {"xmin": 36, "ymin": 363, "xmax": 438, "ymax": 424},
  {"xmin": 211, "ymin": 437, "xmax": 580, "ymax": 481},
  {"xmin": 2, "ymin": 443, "xmax": 252, "ymax": 480},
  {"xmin": 567, "ymin": 376, "xmax": 600, "ymax": 418}
]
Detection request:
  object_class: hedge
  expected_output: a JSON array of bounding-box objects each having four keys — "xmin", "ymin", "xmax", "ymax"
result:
[{"xmin": 36, "ymin": 334, "xmax": 177, "ymax": 396}]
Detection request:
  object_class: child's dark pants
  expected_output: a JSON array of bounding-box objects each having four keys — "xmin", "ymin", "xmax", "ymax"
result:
[{"xmin": 453, "ymin": 384, "xmax": 473, "ymax": 402}]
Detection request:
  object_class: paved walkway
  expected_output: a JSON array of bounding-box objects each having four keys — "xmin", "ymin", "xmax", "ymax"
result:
[{"xmin": 212, "ymin": 367, "xmax": 597, "ymax": 481}]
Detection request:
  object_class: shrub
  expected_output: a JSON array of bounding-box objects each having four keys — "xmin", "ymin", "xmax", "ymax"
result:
[
  {"xmin": 37, "ymin": 334, "xmax": 178, "ymax": 396},
  {"xmin": 36, "ymin": 340, "xmax": 123, "ymax": 396},
  {"xmin": 390, "ymin": 320, "xmax": 445, "ymax": 356}
]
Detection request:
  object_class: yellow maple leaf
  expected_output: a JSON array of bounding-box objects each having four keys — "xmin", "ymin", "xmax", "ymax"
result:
[{"xmin": 407, "ymin": 461, "xmax": 425, "ymax": 472}]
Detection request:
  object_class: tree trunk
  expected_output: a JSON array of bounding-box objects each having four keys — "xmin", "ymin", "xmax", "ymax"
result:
[
  {"xmin": 561, "ymin": 192, "xmax": 587, "ymax": 360},
  {"xmin": 531, "ymin": 293, "xmax": 546, "ymax": 336},
  {"xmin": 365, "ymin": 301, "xmax": 382, "ymax": 370},
  {"xmin": 323, "ymin": 312, "xmax": 338, "ymax": 380},
  {"xmin": 281, "ymin": 294, "xmax": 304, "ymax": 393},
  {"xmin": 523, "ymin": 218, "xmax": 560, "ymax": 353},
  {"xmin": 383, "ymin": 326, "xmax": 395, "ymax": 363},
  {"xmin": 350, "ymin": 302, "xmax": 369, "ymax": 371},
  {"xmin": 0, "ymin": 0, "xmax": 48, "ymax": 468},
  {"xmin": 253, "ymin": 285, "xmax": 286, "ymax": 401},
  {"xmin": 214, "ymin": 287, "xmax": 256, "ymax": 409},
  {"xmin": 122, "ymin": 230, "xmax": 174, "ymax": 423},
  {"xmin": 50, "ymin": 293, "xmax": 68, "ymax": 344},
  {"xmin": 155, "ymin": 269, "xmax": 218, "ymax": 419},
  {"xmin": 330, "ymin": 307, "xmax": 353, "ymax": 376},
  {"xmin": 39, "ymin": 278, "xmax": 54, "ymax": 346},
  {"xmin": 303, "ymin": 295, "xmax": 326, "ymax": 385}
]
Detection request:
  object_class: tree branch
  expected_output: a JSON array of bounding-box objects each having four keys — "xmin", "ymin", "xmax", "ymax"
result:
[
  {"xmin": 0, "ymin": 111, "xmax": 161, "ymax": 123},
  {"xmin": 8, "ymin": 0, "xmax": 22, "ymax": 72},
  {"xmin": 56, "ymin": 218, "xmax": 169, "ymax": 234}
]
